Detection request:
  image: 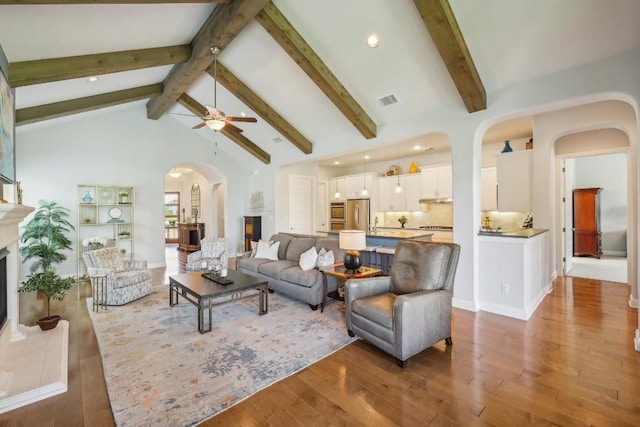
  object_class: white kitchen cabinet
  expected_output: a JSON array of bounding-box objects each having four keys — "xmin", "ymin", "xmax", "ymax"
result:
[
  {"xmin": 329, "ymin": 177, "xmax": 347, "ymax": 201},
  {"xmin": 377, "ymin": 174, "xmax": 421, "ymax": 212},
  {"xmin": 345, "ymin": 173, "xmax": 377, "ymax": 199},
  {"xmin": 377, "ymin": 175, "xmax": 408, "ymax": 211},
  {"xmin": 420, "ymin": 165, "xmax": 452, "ymax": 199},
  {"xmin": 404, "ymin": 174, "xmax": 422, "ymax": 211},
  {"xmin": 481, "ymin": 166, "xmax": 498, "ymax": 211},
  {"xmin": 497, "ymin": 150, "xmax": 532, "ymax": 212}
]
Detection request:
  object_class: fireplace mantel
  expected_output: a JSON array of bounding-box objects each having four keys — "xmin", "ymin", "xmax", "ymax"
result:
[{"xmin": 0, "ymin": 203, "xmax": 69, "ymax": 413}]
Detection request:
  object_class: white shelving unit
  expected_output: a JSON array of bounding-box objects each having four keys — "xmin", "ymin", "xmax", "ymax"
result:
[{"xmin": 77, "ymin": 184, "xmax": 135, "ymax": 279}]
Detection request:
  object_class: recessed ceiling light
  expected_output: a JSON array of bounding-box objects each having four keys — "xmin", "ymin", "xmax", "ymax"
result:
[
  {"xmin": 413, "ymin": 145, "xmax": 422, "ymax": 150},
  {"xmin": 367, "ymin": 34, "xmax": 379, "ymax": 48},
  {"xmin": 364, "ymin": 154, "xmax": 370, "ymax": 160},
  {"xmin": 87, "ymin": 76, "xmax": 99, "ymax": 83},
  {"xmin": 334, "ymin": 160, "xmax": 340, "ymax": 165}
]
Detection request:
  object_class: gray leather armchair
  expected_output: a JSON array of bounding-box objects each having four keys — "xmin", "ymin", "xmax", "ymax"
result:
[{"xmin": 345, "ymin": 240, "xmax": 460, "ymax": 367}]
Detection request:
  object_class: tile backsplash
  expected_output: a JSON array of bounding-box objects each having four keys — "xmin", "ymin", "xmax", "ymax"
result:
[
  {"xmin": 480, "ymin": 211, "xmax": 530, "ymax": 231},
  {"xmin": 380, "ymin": 204, "xmax": 452, "ymax": 228}
]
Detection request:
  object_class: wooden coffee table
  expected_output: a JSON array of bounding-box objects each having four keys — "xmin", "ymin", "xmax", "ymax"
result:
[
  {"xmin": 319, "ymin": 264, "xmax": 381, "ymax": 313},
  {"xmin": 169, "ymin": 270, "xmax": 268, "ymax": 333}
]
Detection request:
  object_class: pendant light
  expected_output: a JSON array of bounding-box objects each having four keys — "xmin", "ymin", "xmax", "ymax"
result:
[
  {"xmin": 333, "ymin": 160, "xmax": 341, "ymax": 199},
  {"xmin": 360, "ymin": 154, "xmax": 369, "ymax": 197},
  {"xmin": 394, "ymin": 144, "xmax": 403, "ymax": 194}
]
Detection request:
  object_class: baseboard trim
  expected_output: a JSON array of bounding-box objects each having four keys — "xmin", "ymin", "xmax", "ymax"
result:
[
  {"xmin": 629, "ymin": 294, "xmax": 638, "ymax": 309},
  {"xmin": 602, "ymin": 250, "xmax": 627, "ymax": 257}
]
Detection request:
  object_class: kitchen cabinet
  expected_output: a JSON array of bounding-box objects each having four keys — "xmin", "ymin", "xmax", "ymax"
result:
[
  {"xmin": 345, "ymin": 173, "xmax": 377, "ymax": 199},
  {"xmin": 497, "ymin": 150, "xmax": 532, "ymax": 212},
  {"xmin": 329, "ymin": 177, "xmax": 347, "ymax": 201},
  {"xmin": 378, "ymin": 175, "xmax": 406, "ymax": 211},
  {"xmin": 481, "ymin": 166, "xmax": 498, "ymax": 211},
  {"xmin": 573, "ymin": 188, "xmax": 602, "ymax": 258},
  {"xmin": 376, "ymin": 174, "xmax": 422, "ymax": 212},
  {"xmin": 420, "ymin": 165, "xmax": 452, "ymax": 199}
]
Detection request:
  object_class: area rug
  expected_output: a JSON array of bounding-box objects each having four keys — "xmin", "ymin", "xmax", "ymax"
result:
[{"xmin": 87, "ymin": 287, "xmax": 355, "ymax": 427}]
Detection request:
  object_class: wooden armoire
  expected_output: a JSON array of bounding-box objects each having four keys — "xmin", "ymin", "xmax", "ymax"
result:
[{"xmin": 573, "ymin": 188, "xmax": 602, "ymax": 258}]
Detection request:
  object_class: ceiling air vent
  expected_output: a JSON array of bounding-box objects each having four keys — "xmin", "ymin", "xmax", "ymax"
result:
[
  {"xmin": 377, "ymin": 93, "xmax": 399, "ymax": 107},
  {"xmin": 272, "ymin": 136, "xmax": 283, "ymax": 143}
]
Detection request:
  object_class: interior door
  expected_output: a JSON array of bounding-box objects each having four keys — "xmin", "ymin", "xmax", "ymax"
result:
[
  {"xmin": 563, "ymin": 159, "xmax": 575, "ymax": 274},
  {"xmin": 288, "ymin": 175, "xmax": 314, "ymax": 234}
]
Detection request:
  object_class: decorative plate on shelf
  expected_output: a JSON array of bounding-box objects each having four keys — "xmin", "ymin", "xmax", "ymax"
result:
[{"xmin": 109, "ymin": 207, "xmax": 122, "ymax": 219}]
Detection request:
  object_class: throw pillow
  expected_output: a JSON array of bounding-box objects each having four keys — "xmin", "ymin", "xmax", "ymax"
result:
[
  {"xmin": 299, "ymin": 246, "xmax": 318, "ymax": 271},
  {"xmin": 316, "ymin": 248, "xmax": 335, "ymax": 267},
  {"xmin": 254, "ymin": 240, "xmax": 280, "ymax": 261}
]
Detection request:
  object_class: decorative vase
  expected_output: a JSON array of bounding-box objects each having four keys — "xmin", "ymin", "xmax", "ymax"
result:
[
  {"xmin": 82, "ymin": 190, "xmax": 93, "ymax": 203},
  {"xmin": 501, "ymin": 140, "xmax": 513, "ymax": 153},
  {"xmin": 409, "ymin": 162, "xmax": 419, "ymax": 173}
]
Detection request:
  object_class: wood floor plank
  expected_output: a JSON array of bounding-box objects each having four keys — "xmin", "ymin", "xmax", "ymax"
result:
[{"xmin": 2, "ymin": 263, "xmax": 639, "ymax": 427}]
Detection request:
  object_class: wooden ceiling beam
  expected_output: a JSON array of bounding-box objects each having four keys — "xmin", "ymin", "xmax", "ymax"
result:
[
  {"xmin": 208, "ymin": 62, "xmax": 312, "ymax": 155},
  {"xmin": 177, "ymin": 93, "xmax": 270, "ymax": 164},
  {"xmin": 146, "ymin": 0, "xmax": 270, "ymax": 120},
  {"xmin": 9, "ymin": 45, "xmax": 190, "ymax": 87},
  {"xmin": 0, "ymin": 1, "xmax": 228, "ymax": 4},
  {"xmin": 255, "ymin": 2, "xmax": 377, "ymax": 140},
  {"xmin": 16, "ymin": 83, "xmax": 163, "ymax": 126},
  {"xmin": 413, "ymin": 0, "xmax": 486, "ymax": 112}
]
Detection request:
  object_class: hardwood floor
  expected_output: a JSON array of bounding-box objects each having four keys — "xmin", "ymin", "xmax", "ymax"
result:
[{"xmin": 2, "ymin": 273, "xmax": 639, "ymax": 426}]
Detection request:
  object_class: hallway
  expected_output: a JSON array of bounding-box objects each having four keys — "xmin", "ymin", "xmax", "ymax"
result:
[{"xmin": 567, "ymin": 255, "xmax": 627, "ymax": 283}]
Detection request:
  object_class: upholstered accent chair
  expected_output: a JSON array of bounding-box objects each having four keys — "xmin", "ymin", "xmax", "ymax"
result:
[
  {"xmin": 345, "ymin": 240, "xmax": 461, "ymax": 368},
  {"xmin": 185, "ymin": 237, "xmax": 228, "ymax": 272},
  {"xmin": 83, "ymin": 246, "xmax": 152, "ymax": 305}
]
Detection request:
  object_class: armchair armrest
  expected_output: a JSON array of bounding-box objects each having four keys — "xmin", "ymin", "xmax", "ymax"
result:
[
  {"xmin": 186, "ymin": 250, "xmax": 202, "ymax": 264},
  {"xmin": 393, "ymin": 289, "xmax": 452, "ymax": 357},
  {"xmin": 121, "ymin": 259, "xmax": 148, "ymax": 271},
  {"xmin": 345, "ymin": 276, "xmax": 392, "ymax": 330}
]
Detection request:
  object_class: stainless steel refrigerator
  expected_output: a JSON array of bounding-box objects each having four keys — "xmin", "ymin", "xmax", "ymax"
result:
[{"xmin": 346, "ymin": 198, "xmax": 370, "ymax": 231}]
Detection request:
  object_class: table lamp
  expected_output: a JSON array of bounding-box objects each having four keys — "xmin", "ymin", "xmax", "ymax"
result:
[{"xmin": 339, "ymin": 230, "xmax": 366, "ymax": 271}]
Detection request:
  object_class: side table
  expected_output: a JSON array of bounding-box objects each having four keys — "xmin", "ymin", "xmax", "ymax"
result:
[
  {"xmin": 319, "ymin": 264, "xmax": 381, "ymax": 313},
  {"xmin": 91, "ymin": 274, "xmax": 109, "ymax": 312}
]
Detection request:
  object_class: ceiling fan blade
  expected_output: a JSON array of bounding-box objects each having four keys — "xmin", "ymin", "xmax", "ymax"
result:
[
  {"xmin": 192, "ymin": 122, "xmax": 207, "ymax": 130},
  {"xmin": 224, "ymin": 122, "xmax": 243, "ymax": 133},
  {"xmin": 226, "ymin": 116, "xmax": 257, "ymax": 123}
]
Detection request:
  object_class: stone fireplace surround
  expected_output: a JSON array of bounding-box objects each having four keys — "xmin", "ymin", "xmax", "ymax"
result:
[{"xmin": 0, "ymin": 203, "xmax": 68, "ymax": 413}]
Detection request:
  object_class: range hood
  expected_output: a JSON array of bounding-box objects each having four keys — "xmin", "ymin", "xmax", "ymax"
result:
[{"xmin": 419, "ymin": 197, "xmax": 453, "ymax": 204}]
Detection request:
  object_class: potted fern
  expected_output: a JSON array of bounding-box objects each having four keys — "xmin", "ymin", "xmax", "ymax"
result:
[{"xmin": 18, "ymin": 200, "xmax": 76, "ymax": 330}]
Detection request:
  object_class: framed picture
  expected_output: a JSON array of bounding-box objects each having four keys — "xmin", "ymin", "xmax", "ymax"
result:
[{"xmin": 0, "ymin": 65, "xmax": 15, "ymax": 188}]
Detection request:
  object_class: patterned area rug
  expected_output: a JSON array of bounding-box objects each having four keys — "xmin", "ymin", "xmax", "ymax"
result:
[{"xmin": 87, "ymin": 287, "xmax": 354, "ymax": 427}]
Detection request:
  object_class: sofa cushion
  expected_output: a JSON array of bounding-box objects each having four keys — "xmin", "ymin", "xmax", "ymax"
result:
[
  {"xmin": 316, "ymin": 248, "xmax": 335, "ymax": 267},
  {"xmin": 279, "ymin": 266, "xmax": 321, "ymax": 288},
  {"xmin": 285, "ymin": 237, "xmax": 317, "ymax": 261},
  {"xmin": 314, "ymin": 238, "xmax": 345, "ymax": 262},
  {"xmin": 258, "ymin": 259, "xmax": 298, "ymax": 279},
  {"xmin": 113, "ymin": 270, "xmax": 152, "ymax": 290},
  {"xmin": 255, "ymin": 240, "xmax": 280, "ymax": 260},
  {"xmin": 299, "ymin": 246, "xmax": 318, "ymax": 271},
  {"xmin": 270, "ymin": 234, "xmax": 292, "ymax": 260},
  {"xmin": 238, "ymin": 257, "xmax": 273, "ymax": 273}
]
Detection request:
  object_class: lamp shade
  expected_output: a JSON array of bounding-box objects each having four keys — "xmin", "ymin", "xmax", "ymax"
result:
[{"xmin": 339, "ymin": 230, "xmax": 366, "ymax": 250}]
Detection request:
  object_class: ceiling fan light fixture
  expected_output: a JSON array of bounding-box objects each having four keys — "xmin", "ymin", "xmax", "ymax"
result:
[{"xmin": 206, "ymin": 119, "xmax": 226, "ymax": 131}]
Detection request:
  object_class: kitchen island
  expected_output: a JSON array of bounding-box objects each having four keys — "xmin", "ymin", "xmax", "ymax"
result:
[
  {"xmin": 477, "ymin": 228, "xmax": 550, "ymax": 320},
  {"xmin": 326, "ymin": 230, "xmax": 434, "ymax": 275},
  {"xmin": 326, "ymin": 229, "xmax": 433, "ymax": 248}
]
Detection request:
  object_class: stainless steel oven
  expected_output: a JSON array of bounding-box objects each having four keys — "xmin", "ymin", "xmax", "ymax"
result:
[{"xmin": 330, "ymin": 202, "xmax": 346, "ymax": 231}]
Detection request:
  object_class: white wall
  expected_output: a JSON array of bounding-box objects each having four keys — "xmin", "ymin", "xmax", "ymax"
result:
[{"xmin": 16, "ymin": 105, "xmax": 250, "ymax": 279}]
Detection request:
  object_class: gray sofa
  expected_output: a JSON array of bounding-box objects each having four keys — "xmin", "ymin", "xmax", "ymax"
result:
[{"xmin": 238, "ymin": 233, "xmax": 345, "ymax": 310}]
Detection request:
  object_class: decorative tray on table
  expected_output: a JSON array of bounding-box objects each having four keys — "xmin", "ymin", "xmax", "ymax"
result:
[{"xmin": 202, "ymin": 272, "xmax": 233, "ymax": 285}]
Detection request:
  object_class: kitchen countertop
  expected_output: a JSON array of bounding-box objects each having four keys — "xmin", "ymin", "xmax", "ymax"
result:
[
  {"xmin": 477, "ymin": 228, "xmax": 548, "ymax": 238},
  {"xmin": 327, "ymin": 230, "xmax": 434, "ymax": 239}
]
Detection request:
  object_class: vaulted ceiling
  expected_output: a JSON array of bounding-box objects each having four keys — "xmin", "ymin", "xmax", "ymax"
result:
[{"xmin": 1, "ymin": 0, "xmax": 639, "ymax": 167}]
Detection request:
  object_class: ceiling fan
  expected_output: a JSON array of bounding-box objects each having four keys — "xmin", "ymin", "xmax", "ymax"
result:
[{"xmin": 185, "ymin": 46, "xmax": 257, "ymax": 133}]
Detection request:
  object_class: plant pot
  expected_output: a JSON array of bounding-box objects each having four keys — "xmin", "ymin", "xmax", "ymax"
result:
[{"xmin": 37, "ymin": 315, "xmax": 61, "ymax": 331}]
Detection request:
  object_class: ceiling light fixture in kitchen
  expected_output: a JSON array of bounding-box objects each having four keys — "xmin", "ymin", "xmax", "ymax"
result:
[
  {"xmin": 394, "ymin": 143, "xmax": 403, "ymax": 194},
  {"xmin": 333, "ymin": 159, "xmax": 341, "ymax": 199},
  {"xmin": 360, "ymin": 154, "xmax": 369, "ymax": 197}
]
